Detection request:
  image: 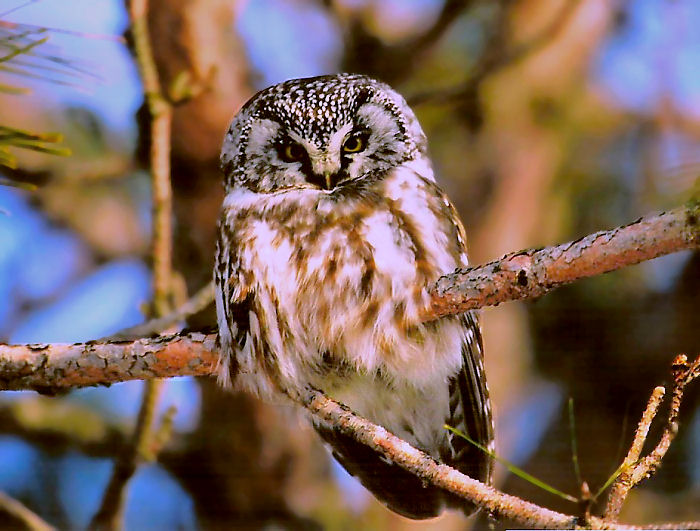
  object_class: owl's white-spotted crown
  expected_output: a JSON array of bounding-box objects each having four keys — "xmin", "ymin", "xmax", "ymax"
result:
[{"xmin": 220, "ymin": 74, "xmax": 430, "ymax": 194}]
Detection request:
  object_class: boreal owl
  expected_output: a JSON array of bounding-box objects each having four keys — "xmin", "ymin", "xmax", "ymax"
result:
[{"xmin": 215, "ymin": 74, "xmax": 494, "ymax": 519}]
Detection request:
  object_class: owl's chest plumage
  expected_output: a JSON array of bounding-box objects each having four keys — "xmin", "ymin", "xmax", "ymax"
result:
[{"xmin": 217, "ymin": 167, "xmax": 469, "ymax": 402}]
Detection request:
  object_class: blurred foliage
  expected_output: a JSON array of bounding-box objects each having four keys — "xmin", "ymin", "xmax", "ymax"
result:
[
  {"xmin": 9, "ymin": 396, "xmax": 120, "ymax": 445},
  {"xmin": 0, "ymin": 21, "xmax": 71, "ymax": 173}
]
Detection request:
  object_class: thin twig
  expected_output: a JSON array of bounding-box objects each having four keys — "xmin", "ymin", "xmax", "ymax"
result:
[
  {"xmin": 408, "ymin": 0, "xmax": 580, "ymax": 107},
  {"xmin": 603, "ymin": 386, "xmax": 666, "ymax": 520},
  {"xmin": 91, "ymin": 0, "xmax": 173, "ymax": 528},
  {"xmin": 407, "ymin": 0, "xmax": 475, "ymax": 56},
  {"xmin": 603, "ymin": 354, "xmax": 700, "ymax": 521},
  {"xmin": 146, "ymin": 405, "xmax": 177, "ymax": 460},
  {"xmin": 104, "ymin": 281, "xmax": 214, "ymax": 341},
  {"xmin": 0, "ymin": 490, "xmax": 55, "ymax": 531},
  {"xmin": 90, "ymin": 379, "xmax": 162, "ymax": 530},
  {"xmin": 129, "ymin": 0, "xmax": 173, "ymax": 317},
  {"xmin": 338, "ymin": 0, "xmax": 476, "ymax": 84}
]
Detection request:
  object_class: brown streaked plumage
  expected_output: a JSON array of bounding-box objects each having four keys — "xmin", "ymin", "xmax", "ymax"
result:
[{"xmin": 216, "ymin": 74, "xmax": 494, "ymax": 519}]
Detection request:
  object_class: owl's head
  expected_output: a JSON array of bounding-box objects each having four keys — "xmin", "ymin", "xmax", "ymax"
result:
[{"xmin": 220, "ymin": 74, "xmax": 429, "ymax": 194}]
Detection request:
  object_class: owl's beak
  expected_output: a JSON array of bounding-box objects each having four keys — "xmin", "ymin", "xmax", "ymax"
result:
[{"xmin": 310, "ymin": 153, "xmax": 341, "ymax": 189}]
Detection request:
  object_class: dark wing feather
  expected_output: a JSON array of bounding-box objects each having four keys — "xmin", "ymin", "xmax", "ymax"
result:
[
  {"xmin": 215, "ymin": 220, "xmax": 252, "ymax": 385},
  {"xmin": 314, "ymin": 312, "xmax": 494, "ymax": 519},
  {"xmin": 442, "ymin": 311, "xmax": 495, "ymax": 513}
]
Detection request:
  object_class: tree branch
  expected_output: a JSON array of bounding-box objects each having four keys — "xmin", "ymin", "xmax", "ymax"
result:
[
  {"xmin": 129, "ymin": 0, "xmax": 174, "ymax": 317},
  {"xmin": 0, "ymin": 204, "xmax": 698, "ymax": 391},
  {"xmin": 104, "ymin": 281, "xmax": 214, "ymax": 341},
  {"xmin": 90, "ymin": 0, "xmax": 176, "ymax": 527},
  {"xmin": 298, "ymin": 386, "xmax": 578, "ymax": 528},
  {"xmin": 428, "ymin": 204, "xmax": 699, "ymax": 319},
  {"xmin": 604, "ymin": 354, "xmax": 700, "ymax": 521},
  {"xmin": 0, "ymin": 332, "xmax": 217, "ymax": 393},
  {"xmin": 0, "ymin": 490, "xmax": 55, "ymax": 531},
  {"xmin": 408, "ymin": 0, "xmax": 580, "ymax": 109},
  {"xmin": 339, "ymin": 0, "xmax": 476, "ymax": 84},
  {"xmin": 296, "ymin": 353, "xmax": 700, "ymax": 530}
]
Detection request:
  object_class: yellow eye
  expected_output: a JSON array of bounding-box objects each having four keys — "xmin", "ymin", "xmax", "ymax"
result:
[
  {"xmin": 280, "ymin": 142, "xmax": 305, "ymax": 162},
  {"xmin": 342, "ymin": 133, "xmax": 367, "ymax": 154}
]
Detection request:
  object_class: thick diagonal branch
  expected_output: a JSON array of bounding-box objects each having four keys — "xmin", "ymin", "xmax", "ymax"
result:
[
  {"xmin": 299, "ymin": 387, "xmax": 578, "ymax": 528},
  {"xmin": 428, "ymin": 204, "xmax": 699, "ymax": 319},
  {"xmin": 298, "ymin": 386, "xmax": 700, "ymax": 530}
]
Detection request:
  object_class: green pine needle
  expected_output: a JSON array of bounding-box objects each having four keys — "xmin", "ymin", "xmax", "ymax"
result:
[
  {"xmin": 0, "ymin": 176, "xmax": 37, "ymax": 190},
  {"xmin": 444, "ymin": 424, "xmax": 579, "ymax": 504},
  {"xmin": 593, "ymin": 462, "xmax": 626, "ymax": 501},
  {"xmin": 0, "ymin": 125, "xmax": 71, "ymax": 166},
  {"xmin": 568, "ymin": 398, "xmax": 583, "ymax": 488}
]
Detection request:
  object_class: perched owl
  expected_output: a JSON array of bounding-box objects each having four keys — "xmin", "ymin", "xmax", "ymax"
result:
[{"xmin": 215, "ymin": 74, "xmax": 494, "ymax": 519}]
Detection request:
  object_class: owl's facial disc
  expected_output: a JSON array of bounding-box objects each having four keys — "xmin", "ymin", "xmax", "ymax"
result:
[
  {"xmin": 221, "ymin": 74, "xmax": 430, "ymax": 194},
  {"xmin": 277, "ymin": 102, "xmax": 405, "ymax": 191},
  {"xmin": 260, "ymin": 116, "xmax": 391, "ymax": 191}
]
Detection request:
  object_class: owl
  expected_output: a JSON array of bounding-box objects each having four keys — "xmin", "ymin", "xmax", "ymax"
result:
[{"xmin": 215, "ymin": 74, "xmax": 494, "ymax": 519}]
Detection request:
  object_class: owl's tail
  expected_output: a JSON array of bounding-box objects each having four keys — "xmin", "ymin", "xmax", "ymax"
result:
[{"xmin": 314, "ymin": 421, "xmax": 448, "ymax": 519}]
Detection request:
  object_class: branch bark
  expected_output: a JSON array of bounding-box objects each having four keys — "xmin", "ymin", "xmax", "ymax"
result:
[
  {"xmin": 0, "ymin": 333, "xmax": 217, "ymax": 393},
  {"xmin": 428, "ymin": 204, "xmax": 699, "ymax": 319}
]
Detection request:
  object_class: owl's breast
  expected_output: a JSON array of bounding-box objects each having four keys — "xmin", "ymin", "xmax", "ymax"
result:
[{"xmin": 222, "ymin": 171, "xmax": 467, "ymax": 392}]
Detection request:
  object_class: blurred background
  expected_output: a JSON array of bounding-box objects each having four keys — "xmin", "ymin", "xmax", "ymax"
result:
[{"xmin": 0, "ymin": 0, "xmax": 698, "ymax": 529}]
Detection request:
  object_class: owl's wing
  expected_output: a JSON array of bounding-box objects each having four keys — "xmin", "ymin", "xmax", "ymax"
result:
[
  {"xmin": 443, "ymin": 311, "xmax": 495, "ymax": 497},
  {"xmin": 214, "ymin": 221, "xmax": 252, "ymax": 387}
]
